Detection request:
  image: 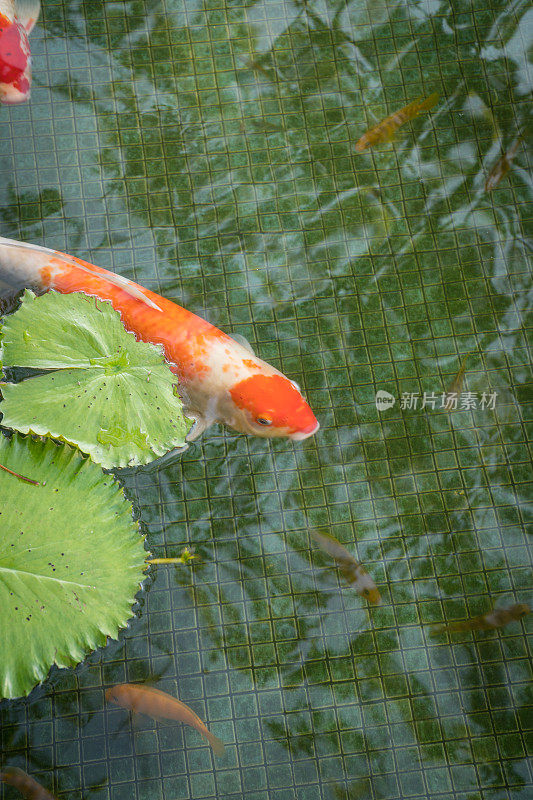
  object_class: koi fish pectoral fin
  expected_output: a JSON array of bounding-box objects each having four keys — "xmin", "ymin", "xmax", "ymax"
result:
[
  {"xmin": 229, "ymin": 332, "xmax": 256, "ymax": 356},
  {"xmin": 163, "ymin": 443, "xmax": 190, "ymax": 459},
  {"xmin": 17, "ymin": 1, "xmax": 42, "ymax": 33},
  {"xmin": 0, "ymin": 284, "xmax": 23, "ymax": 315},
  {"xmin": 185, "ymin": 412, "xmax": 214, "ymax": 441}
]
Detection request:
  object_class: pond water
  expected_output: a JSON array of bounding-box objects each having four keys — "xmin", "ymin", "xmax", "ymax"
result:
[{"xmin": 0, "ymin": 1, "xmax": 531, "ymax": 799}]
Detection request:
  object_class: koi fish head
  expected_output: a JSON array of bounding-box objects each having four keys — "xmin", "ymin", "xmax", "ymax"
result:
[
  {"xmin": 228, "ymin": 373, "xmax": 319, "ymax": 440},
  {"xmin": 348, "ymin": 564, "xmax": 381, "ymax": 605},
  {"xmin": 105, "ymin": 684, "xmax": 126, "ymax": 706},
  {"xmin": 512, "ymin": 603, "xmax": 531, "ymax": 619},
  {"xmin": 358, "ymin": 577, "xmax": 382, "ymax": 606},
  {"xmin": 0, "ymin": 19, "xmax": 31, "ymax": 104}
]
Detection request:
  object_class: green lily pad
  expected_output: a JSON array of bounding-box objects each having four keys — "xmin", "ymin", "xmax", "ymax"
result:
[
  {"xmin": 0, "ymin": 433, "xmax": 147, "ymax": 699},
  {"xmin": 0, "ymin": 290, "xmax": 191, "ymax": 468}
]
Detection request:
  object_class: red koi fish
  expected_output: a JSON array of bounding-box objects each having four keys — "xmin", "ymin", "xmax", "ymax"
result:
[
  {"xmin": 106, "ymin": 683, "xmax": 225, "ymax": 756},
  {"xmin": 0, "ymin": 767, "xmax": 57, "ymax": 800},
  {"xmin": 0, "ymin": 237, "xmax": 319, "ymax": 441},
  {"xmin": 0, "ymin": 1, "xmax": 40, "ymax": 105}
]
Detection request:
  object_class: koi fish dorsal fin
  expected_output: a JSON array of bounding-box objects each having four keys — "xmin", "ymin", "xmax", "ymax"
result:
[
  {"xmin": 0, "ymin": 236, "xmax": 163, "ymax": 312},
  {"xmin": 15, "ymin": 0, "xmax": 41, "ymax": 33},
  {"xmin": 230, "ymin": 332, "xmax": 256, "ymax": 356}
]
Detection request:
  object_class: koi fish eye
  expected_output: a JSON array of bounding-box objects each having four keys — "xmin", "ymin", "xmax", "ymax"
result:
[{"xmin": 256, "ymin": 416, "xmax": 273, "ymax": 426}]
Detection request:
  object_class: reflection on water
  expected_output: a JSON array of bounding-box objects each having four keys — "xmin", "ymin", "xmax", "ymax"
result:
[{"xmin": 1, "ymin": 0, "xmax": 531, "ymax": 798}]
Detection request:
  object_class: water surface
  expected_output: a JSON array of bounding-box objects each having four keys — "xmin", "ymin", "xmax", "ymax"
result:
[{"xmin": 0, "ymin": 1, "xmax": 531, "ymax": 798}]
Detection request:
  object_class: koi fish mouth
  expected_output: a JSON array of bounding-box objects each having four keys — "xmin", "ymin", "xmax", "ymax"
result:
[
  {"xmin": 0, "ymin": 73, "xmax": 31, "ymax": 104},
  {"xmin": 0, "ymin": 90, "xmax": 30, "ymax": 104},
  {"xmin": 289, "ymin": 420, "xmax": 320, "ymax": 441}
]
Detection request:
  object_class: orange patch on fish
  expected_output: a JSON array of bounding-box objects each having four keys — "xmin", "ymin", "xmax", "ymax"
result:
[{"xmin": 39, "ymin": 265, "xmax": 54, "ymax": 287}]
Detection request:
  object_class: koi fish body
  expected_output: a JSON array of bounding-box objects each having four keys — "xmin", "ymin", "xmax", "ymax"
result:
[
  {"xmin": 432, "ymin": 602, "xmax": 530, "ymax": 635},
  {"xmin": 106, "ymin": 683, "xmax": 225, "ymax": 756},
  {"xmin": 0, "ymin": 1, "xmax": 40, "ymax": 104},
  {"xmin": 0, "ymin": 237, "xmax": 320, "ymax": 441},
  {"xmin": 355, "ymin": 92, "xmax": 439, "ymax": 152}
]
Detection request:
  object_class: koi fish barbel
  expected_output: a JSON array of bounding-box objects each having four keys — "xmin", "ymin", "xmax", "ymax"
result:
[{"xmin": 0, "ymin": 237, "xmax": 320, "ymax": 441}]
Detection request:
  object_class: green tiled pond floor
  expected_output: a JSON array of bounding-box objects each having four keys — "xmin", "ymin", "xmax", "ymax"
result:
[{"xmin": 0, "ymin": 0, "xmax": 531, "ymax": 798}]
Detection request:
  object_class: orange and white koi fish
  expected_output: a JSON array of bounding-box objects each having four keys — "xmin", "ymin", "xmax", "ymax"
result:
[
  {"xmin": 106, "ymin": 683, "xmax": 225, "ymax": 756},
  {"xmin": 0, "ymin": 1, "xmax": 40, "ymax": 104},
  {"xmin": 355, "ymin": 93, "xmax": 439, "ymax": 152},
  {"xmin": 0, "ymin": 767, "xmax": 57, "ymax": 800},
  {"xmin": 485, "ymin": 136, "xmax": 522, "ymax": 192},
  {"xmin": 432, "ymin": 603, "xmax": 530, "ymax": 635},
  {"xmin": 310, "ymin": 529, "xmax": 381, "ymax": 604},
  {"xmin": 0, "ymin": 237, "xmax": 319, "ymax": 441}
]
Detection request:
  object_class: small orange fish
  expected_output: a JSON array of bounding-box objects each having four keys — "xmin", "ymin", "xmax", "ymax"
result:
[
  {"xmin": 0, "ymin": 767, "xmax": 57, "ymax": 800},
  {"xmin": 355, "ymin": 92, "xmax": 439, "ymax": 152},
  {"xmin": 485, "ymin": 137, "xmax": 522, "ymax": 191},
  {"xmin": 432, "ymin": 602, "xmax": 530, "ymax": 634},
  {"xmin": 106, "ymin": 683, "xmax": 225, "ymax": 756},
  {"xmin": 443, "ymin": 354, "xmax": 470, "ymax": 411},
  {"xmin": 310, "ymin": 529, "xmax": 381, "ymax": 604}
]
